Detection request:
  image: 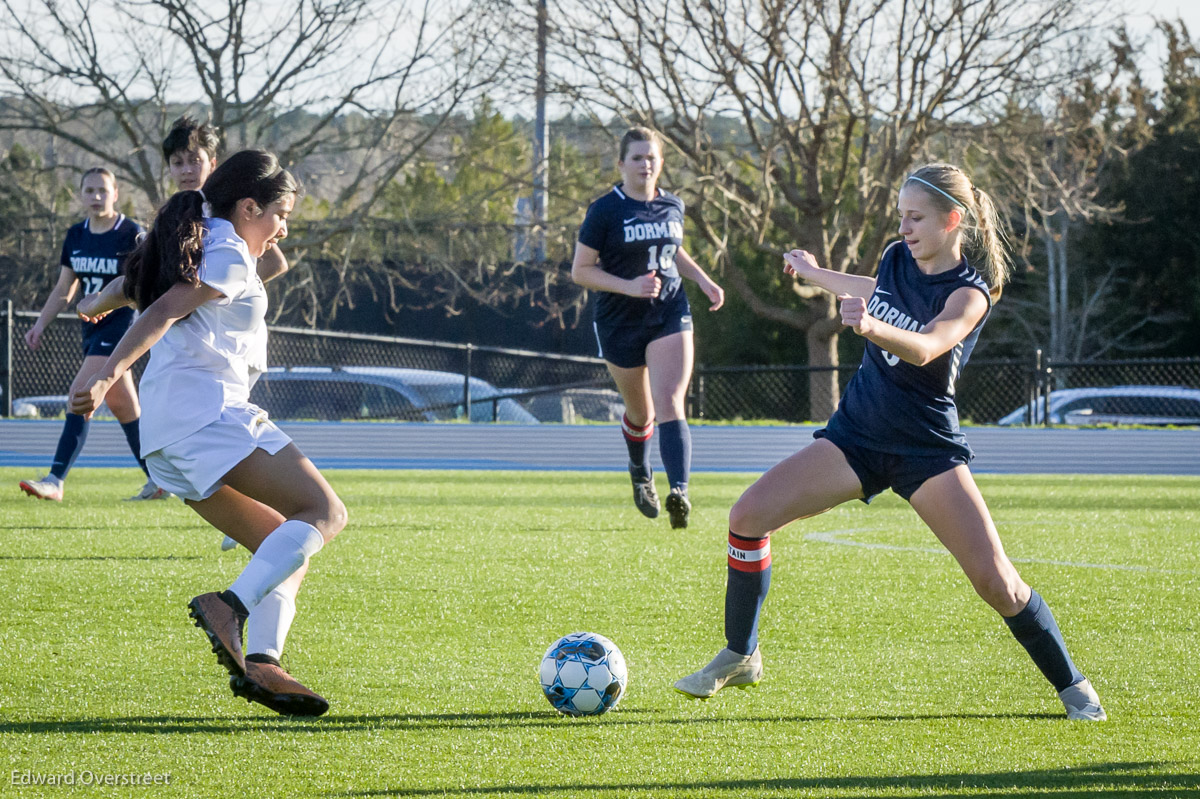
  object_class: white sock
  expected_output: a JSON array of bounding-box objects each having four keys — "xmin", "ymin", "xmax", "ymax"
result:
[
  {"xmin": 228, "ymin": 520, "xmax": 323, "ymax": 611},
  {"xmin": 246, "ymin": 584, "xmax": 297, "ymax": 661}
]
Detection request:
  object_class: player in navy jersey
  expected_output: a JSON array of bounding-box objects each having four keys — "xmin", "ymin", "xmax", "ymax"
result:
[
  {"xmin": 674, "ymin": 163, "xmax": 1106, "ymax": 721},
  {"xmin": 572, "ymin": 127, "xmax": 724, "ymax": 529},
  {"xmin": 19, "ymin": 168, "xmax": 167, "ymax": 503}
]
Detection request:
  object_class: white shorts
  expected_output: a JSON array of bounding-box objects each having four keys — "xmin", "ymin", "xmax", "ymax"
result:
[{"xmin": 145, "ymin": 403, "xmax": 292, "ymax": 501}]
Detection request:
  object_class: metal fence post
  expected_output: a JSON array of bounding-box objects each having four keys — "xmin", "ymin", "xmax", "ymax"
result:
[
  {"xmin": 462, "ymin": 343, "xmax": 473, "ymax": 423},
  {"xmin": 3, "ymin": 299, "xmax": 12, "ymax": 418},
  {"xmin": 695, "ymin": 364, "xmax": 705, "ymax": 419},
  {"xmin": 1027, "ymin": 349, "xmax": 1041, "ymax": 425}
]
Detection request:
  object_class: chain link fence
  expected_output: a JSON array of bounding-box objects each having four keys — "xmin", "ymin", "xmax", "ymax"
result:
[{"xmin": 3, "ymin": 303, "xmax": 1199, "ymax": 425}]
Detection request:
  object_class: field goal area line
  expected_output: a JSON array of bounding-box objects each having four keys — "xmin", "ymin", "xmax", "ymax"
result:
[{"xmin": 805, "ymin": 528, "xmax": 1194, "ymax": 574}]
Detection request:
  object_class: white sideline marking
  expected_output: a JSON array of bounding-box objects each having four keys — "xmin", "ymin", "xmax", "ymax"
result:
[{"xmin": 804, "ymin": 528, "xmax": 1194, "ymax": 574}]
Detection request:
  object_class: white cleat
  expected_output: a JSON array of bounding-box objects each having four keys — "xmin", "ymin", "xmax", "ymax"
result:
[
  {"xmin": 19, "ymin": 476, "xmax": 63, "ymax": 502},
  {"xmin": 126, "ymin": 479, "xmax": 174, "ymax": 501},
  {"xmin": 1059, "ymin": 678, "xmax": 1107, "ymax": 721},
  {"xmin": 674, "ymin": 647, "xmax": 763, "ymax": 699},
  {"xmin": 220, "ymin": 535, "xmax": 238, "ymax": 551}
]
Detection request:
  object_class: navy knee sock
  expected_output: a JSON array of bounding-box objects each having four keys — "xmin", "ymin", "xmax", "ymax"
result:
[
  {"xmin": 50, "ymin": 413, "xmax": 90, "ymax": 480},
  {"xmin": 119, "ymin": 419, "xmax": 149, "ymax": 476},
  {"xmin": 725, "ymin": 531, "xmax": 772, "ymax": 655},
  {"xmin": 658, "ymin": 419, "xmax": 691, "ymax": 492},
  {"xmin": 622, "ymin": 414, "xmax": 654, "ymax": 479},
  {"xmin": 1002, "ymin": 589, "xmax": 1084, "ymax": 691}
]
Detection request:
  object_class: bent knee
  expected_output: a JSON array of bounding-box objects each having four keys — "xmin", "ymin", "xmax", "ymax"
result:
[
  {"xmin": 728, "ymin": 498, "xmax": 769, "ymax": 539},
  {"xmin": 320, "ymin": 496, "xmax": 348, "ymax": 540},
  {"xmin": 971, "ymin": 570, "xmax": 1027, "ymax": 615}
]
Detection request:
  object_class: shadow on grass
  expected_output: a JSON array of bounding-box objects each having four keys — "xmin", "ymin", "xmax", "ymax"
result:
[
  {"xmin": 0, "ymin": 709, "xmax": 1064, "ymax": 736},
  {"xmin": 0, "ymin": 555, "xmax": 203, "ymax": 561},
  {"xmin": 343, "ymin": 762, "xmax": 1199, "ymax": 798}
]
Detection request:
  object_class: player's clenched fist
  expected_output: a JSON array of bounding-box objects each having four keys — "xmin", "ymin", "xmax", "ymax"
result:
[
  {"xmin": 838, "ymin": 293, "xmax": 872, "ymax": 335},
  {"xmin": 628, "ymin": 272, "xmax": 662, "ymax": 299}
]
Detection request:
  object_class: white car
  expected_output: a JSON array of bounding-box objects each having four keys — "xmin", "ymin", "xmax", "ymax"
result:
[{"xmin": 997, "ymin": 385, "xmax": 1200, "ymax": 426}]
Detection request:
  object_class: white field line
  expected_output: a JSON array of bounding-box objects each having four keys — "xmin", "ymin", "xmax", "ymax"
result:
[{"xmin": 804, "ymin": 528, "xmax": 1196, "ymax": 574}]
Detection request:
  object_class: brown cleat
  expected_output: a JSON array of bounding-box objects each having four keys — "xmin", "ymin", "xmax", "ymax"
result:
[
  {"xmin": 231, "ymin": 656, "xmax": 329, "ymax": 717},
  {"xmin": 187, "ymin": 592, "xmax": 246, "ymax": 677}
]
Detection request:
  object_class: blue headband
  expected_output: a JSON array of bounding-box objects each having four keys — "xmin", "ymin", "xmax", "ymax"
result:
[{"xmin": 906, "ymin": 175, "xmax": 965, "ymax": 210}]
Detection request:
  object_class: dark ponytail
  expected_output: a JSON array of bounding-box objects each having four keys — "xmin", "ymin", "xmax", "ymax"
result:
[
  {"xmin": 122, "ymin": 149, "xmax": 300, "ymax": 310},
  {"xmin": 123, "ymin": 190, "xmax": 206, "ymax": 310}
]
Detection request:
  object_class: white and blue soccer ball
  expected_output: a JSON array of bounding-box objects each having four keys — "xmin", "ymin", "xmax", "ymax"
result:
[{"xmin": 538, "ymin": 632, "xmax": 627, "ymax": 717}]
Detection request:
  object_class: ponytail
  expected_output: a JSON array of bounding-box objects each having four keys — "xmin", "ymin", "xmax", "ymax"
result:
[
  {"xmin": 123, "ymin": 190, "xmax": 206, "ymax": 311},
  {"xmin": 904, "ymin": 163, "xmax": 1012, "ymax": 301}
]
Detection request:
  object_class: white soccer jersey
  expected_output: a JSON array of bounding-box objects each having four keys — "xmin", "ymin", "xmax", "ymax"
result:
[{"xmin": 138, "ymin": 217, "xmax": 269, "ymax": 455}]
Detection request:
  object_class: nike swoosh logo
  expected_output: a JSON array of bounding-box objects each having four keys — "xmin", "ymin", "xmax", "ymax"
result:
[
  {"xmin": 874, "ymin": 289, "xmax": 891, "ymax": 295},
  {"xmin": 99, "ymin": 341, "xmax": 112, "ymax": 346},
  {"xmin": 623, "ymin": 217, "xmax": 638, "ymax": 224},
  {"xmin": 72, "ymin": 250, "xmax": 82, "ymax": 255}
]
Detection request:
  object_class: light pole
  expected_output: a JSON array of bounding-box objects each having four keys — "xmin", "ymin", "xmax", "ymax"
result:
[{"xmin": 532, "ymin": 0, "xmax": 549, "ymax": 264}]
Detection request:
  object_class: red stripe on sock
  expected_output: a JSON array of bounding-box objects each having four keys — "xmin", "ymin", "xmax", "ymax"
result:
[
  {"xmin": 622, "ymin": 415, "xmax": 654, "ymax": 441},
  {"xmin": 728, "ymin": 533, "xmax": 771, "ymax": 572}
]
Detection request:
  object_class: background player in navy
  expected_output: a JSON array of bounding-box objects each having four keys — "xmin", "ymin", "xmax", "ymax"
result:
[
  {"xmin": 674, "ymin": 163, "xmax": 1106, "ymax": 721},
  {"xmin": 571, "ymin": 127, "xmax": 724, "ymax": 529},
  {"xmin": 19, "ymin": 168, "xmax": 167, "ymax": 502}
]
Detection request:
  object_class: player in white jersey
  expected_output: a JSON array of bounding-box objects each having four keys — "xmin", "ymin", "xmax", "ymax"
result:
[{"xmin": 72, "ymin": 150, "xmax": 344, "ymax": 717}]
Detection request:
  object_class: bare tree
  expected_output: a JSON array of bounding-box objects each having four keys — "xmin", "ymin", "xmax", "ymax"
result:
[
  {"xmin": 0, "ymin": 0, "xmax": 500, "ymax": 322},
  {"xmin": 975, "ymin": 29, "xmax": 1176, "ymax": 362},
  {"xmin": 548, "ymin": 0, "xmax": 1103, "ymax": 419}
]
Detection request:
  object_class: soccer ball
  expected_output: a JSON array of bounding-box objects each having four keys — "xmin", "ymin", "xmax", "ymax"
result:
[{"xmin": 538, "ymin": 632, "xmax": 627, "ymax": 716}]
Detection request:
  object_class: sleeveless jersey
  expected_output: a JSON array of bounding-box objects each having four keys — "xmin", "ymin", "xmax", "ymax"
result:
[
  {"xmin": 823, "ymin": 241, "xmax": 993, "ymax": 457},
  {"xmin": 577, "ymin": 184, "xmax": 690, "ymax": 327},
  {"xmin": 60, "ymin": 215, "xmax": 142, "ymax": 336}
]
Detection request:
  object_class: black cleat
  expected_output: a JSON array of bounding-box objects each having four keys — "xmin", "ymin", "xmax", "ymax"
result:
[
  {"xmin": 630, "ymin": 466, "xmax": 660, "ymax": 518},
  {"xmin": 665, "ymin": 487, "xmax": 691, "ymax": 529}
]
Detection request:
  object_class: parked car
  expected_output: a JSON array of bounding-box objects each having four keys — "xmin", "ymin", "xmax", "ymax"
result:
[
  {"xmin": 997, "ymin": 385, "xmax": 1200, "ymax": 426},
  {"xmin": 11, "ymin": 394, "xmax": 116, "ymax": 420},
  {"xmin": 524, "ymin": 388, "xmax": 625, "ymax": 423},
  {"xmin": 250, "ymin": 366, "xmax": 540, "ymax": 423}
]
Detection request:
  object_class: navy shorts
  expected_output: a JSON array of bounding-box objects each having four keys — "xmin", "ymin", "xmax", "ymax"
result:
[
  {"xmin": 81, "ymin": 311, "xmax": 133, "ymax": 358},
  {"xmin": 594, "ymin": 314, "xmax": 694, "ymax": 369},
  {"xmin": 814, "ymin": 427, "xmax": 970, "ymax": 503}
]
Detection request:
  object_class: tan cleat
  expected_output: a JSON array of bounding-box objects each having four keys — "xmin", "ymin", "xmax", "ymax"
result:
[
  {"xmin": 187, "ymin": 592, "xmax": 246, "ymax": 677},
  {"xmin": 1059, "ymin": 678, "xmax": 1107, "ymax": 721},
  {"xmin": 231, "ymin": 656, "xmax": 329, "ymax": 717},
  {"xmin": 674, "ymin": 646, "xmax": 763, "ymax": 699}
]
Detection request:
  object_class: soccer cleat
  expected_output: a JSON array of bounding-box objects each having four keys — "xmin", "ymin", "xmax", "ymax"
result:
[
  {"xmin": 674, "ymin": 646, "xmax": 763, "ymax": 699},
  {"xmin": 126, "ymin": 479, "xmax": 174, "ymax": 501},
  {"xmin": 665, "ymin": 487, "xmax": 691, "ymax": 529},
  {"xmin": 220, "ymin": 536, "xmax": 238, "ymax": 552},
  {"xmin": 1059, "ymin": 678, "xmax": 1107, "ymax": 721},
  {"xmin": 629, "ymin": 465, "xmax": 660, "ymax": 518},
  {"xmin": 231, "ymin": 655, "xmax": 329, "ymax": 717},
  {"xmin": 19, "ymin": 476, "xmax": 63, "ymax": 502},
  {"xmin": 188, "ymin": 592, "xmax": 247, "ymax": 677}
]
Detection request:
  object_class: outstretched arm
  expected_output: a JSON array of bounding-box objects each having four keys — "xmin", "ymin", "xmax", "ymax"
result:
[
  {"xmin": 70, "ymin": 281, "xmax": 223, "ymax": 414},
  {"xmin": 839, "ymin": 286, "xmax": 988, "ymax": 366},
  {"xmin": 783, "ymin": 249, "xmax": 877, "ymax": 299},
  {"xmin": 77, "ymin": 275, "xmax": 134, "ymax": 322},
  {"xmin": 674, "ymin": 247, "xmax": 724, "ymax": 310}
]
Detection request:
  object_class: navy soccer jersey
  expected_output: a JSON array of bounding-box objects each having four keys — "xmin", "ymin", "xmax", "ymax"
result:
[
  {"xmin": 823, "ymin": 241, "xmax": 993, "ymax": 458},
  {"xmin": 577, "ymin": 184, "xmax": 690, "ymax": 327},
  {"xmin": 60, "ymin": 215, "xmax": 141, "ymax": 338}
]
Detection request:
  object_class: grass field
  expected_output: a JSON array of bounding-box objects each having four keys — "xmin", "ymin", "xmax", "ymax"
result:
[{"xmin": 1, "ymin": 467, "xmax": 1198, "ymax": 798}]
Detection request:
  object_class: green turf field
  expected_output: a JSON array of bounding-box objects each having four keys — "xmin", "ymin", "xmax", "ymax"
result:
[{"xmin": 1, "ymin": 467, "xmax": 1197, "ymax": 797}]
